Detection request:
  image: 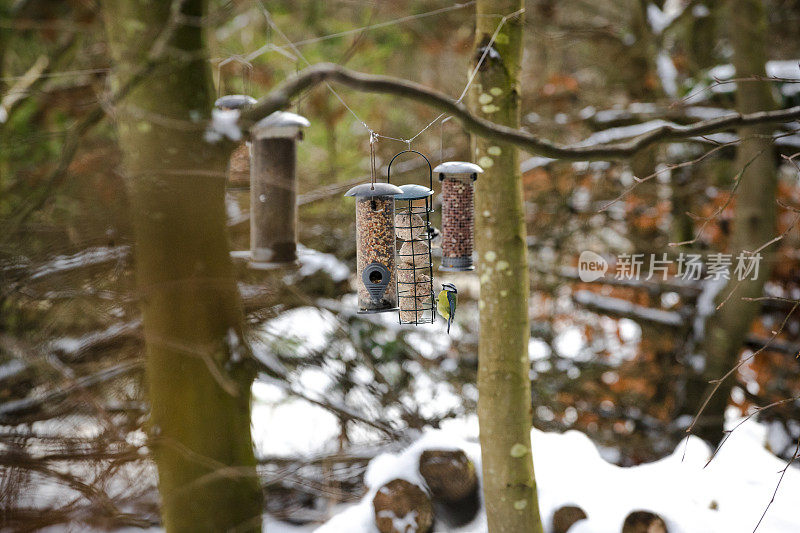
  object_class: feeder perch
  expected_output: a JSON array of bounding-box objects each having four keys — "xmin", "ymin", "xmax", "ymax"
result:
[
  {"xmin": 389, "ymin": 151, "xmax": 436, "ymax": 325},
  {"xmin": 215, "ymin": 95, "xmax": 256, "ymax": 187},
  {"xmin": 345, "ymin": 182, "xmax": 404, "ymax": 313},
  {"xmin": 434, "ymin": 161, "xmax": 483, "ymax": 272},
  {"xmin": 248, "ymin": 111, "xmax": 310, "ymax": 269}
]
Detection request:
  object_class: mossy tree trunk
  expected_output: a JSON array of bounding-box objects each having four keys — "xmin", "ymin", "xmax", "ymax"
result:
[
  {"xmin": 471, "ymin": 2, "xmax": 543, "ymax": 531},
  {"xmin": 103, "ymin": 2, "xmax": 262, "ymax": 531},
  {"xmin": 693, "ymin": 0, "xmax": 776, "ymax": 445}
]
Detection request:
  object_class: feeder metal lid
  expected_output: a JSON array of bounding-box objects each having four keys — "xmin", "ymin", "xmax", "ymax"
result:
[
  {"xmin": 214, "ymin": 94, "xmax": 257, "ymax": 110},
  {"xmin": 395, "ymin": 184, "xmax": 434, "ymax": 200},
  {"xmin": 344, "ymin": 182, "xmax": 404, "ymax": 197},
  {"xmin": 433, "ymin": 161, "xmax": 484, "ymax": 175},
  {"xmin": 252, "ymin": 111, "xmax": 310, "ymax": 138}
]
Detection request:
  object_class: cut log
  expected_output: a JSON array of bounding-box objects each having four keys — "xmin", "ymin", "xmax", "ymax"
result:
[
  {"xmin": 551, "ymin": 505, "xmax": 588, "ymax": 533},
  {"xmin": 622, "ymin": 510, "xmax": 668, "ymax": 533},
  {"xmin": 418, "ymin": 449, "xmax": 480, "ymax": 527},
  {"xmin": 372, "ymin": 478, "xmax": 433, "ymax": 533},
  {"xmin": 418, "ymin": 449, "xmax": 477, "ymax": 502}
]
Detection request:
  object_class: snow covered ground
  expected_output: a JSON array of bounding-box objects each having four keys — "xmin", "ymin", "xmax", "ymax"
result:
[
  {"xmin": 311, "ymin": 416, "xmax": 800, "ymax": 533},
  {"xmin": 252, "ymin": 307, "xmax": 800, "ymax": 533}
]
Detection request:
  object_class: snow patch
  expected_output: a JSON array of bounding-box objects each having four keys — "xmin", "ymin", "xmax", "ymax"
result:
[
  {"xmin": 657, "ymin": 52, "xmax": 679, "ymax": 97},
  {"xmin": 317, "ymin": 417, "xmax": 800, "ymax": 532},
  {"xmin": 297, "ymin": 244, "xmax": 350, "ymax": 282},
  {"xmin": 205, "ymin": 108, "xmax": 242, "ymax": 143}
]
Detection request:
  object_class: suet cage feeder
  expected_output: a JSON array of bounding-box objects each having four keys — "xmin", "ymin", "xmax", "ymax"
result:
[
  {"xmin": 434, "ymin": 161, "xmax": 483, "ymax": 272},
  {"xmin": 388, "ymin": 150, "xmax": 436, "ymax": 325},
  {"xmin": 214, "ymin": 94, "xmax": 256, "ymax": 187},
  {"xmin": 248, "ymin": 111, "xmax": 310, "ymax": 269},
  {"xmin": 345, "ymin": 182, "xmax": 404, "ymax": 314}
]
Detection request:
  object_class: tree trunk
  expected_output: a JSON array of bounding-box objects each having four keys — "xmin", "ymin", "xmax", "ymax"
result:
[
  {"xmin": 471, "ymin": 2, "xmax": 544, "ymax": 531},
  {"xmin": 103, "ymin": 2, "xmax": 263, "ymax": 531},
  {"xmin": 693, "ymin": 0, "xmax": 776, "ymax": 445}
]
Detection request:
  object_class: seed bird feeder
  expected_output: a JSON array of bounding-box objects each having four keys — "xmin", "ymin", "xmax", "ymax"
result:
[
  {"xmin": 214, "ymin": 95, "xmax": 256, "ymax": 186},
  {"xmin": 345, "ymin": 182, "xmax": 403, "ymax": 313},
  {"xmin": 248, "ymin": 111, "xmax": 310, "ymax": 269},
  {"xmin": 435, "ymin": 161, "xmax": 483, "ymax": 272},
  {"xmin": 388, "ymin": 150, "xmax": 436, "ymax": 325}
]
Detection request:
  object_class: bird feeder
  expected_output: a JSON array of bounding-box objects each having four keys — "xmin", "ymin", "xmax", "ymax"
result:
[
  {"xmin": 388, "ymin": 150, "xmax": 436, "ymax": 325},
  {"xmin": 345, "ymin": 182, "xmax": 403, "ymax": 313},
  {"xmin": 214, "ymin": 95, "xmax": 256, "ymax": 187},
  {"xmin": 434, "ymin": 161, "xmax": 483, "ymax": 271},
  {"xmin": 248, "ymin": 111, "xmax": 310, "ymax": 269}
]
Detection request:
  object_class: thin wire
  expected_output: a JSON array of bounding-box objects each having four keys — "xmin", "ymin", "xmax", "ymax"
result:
[
  {"xmin": 254, "ymin": 2, "xmax": 523, "ymax": 149},
  {"xmin": 375, "ymin": 133, "xmax": 411, "ymax": 144},
  {"xmin": 440, "ymin": 118, "xmax": 447, "ymax": 164},
  {"xmin": 216, "ymin": 55, "xmax": 253, "ymax": 98},
  {"xmin": 405, "ymin": 7, "xmax": 524, "ymax": 144},
  {"xmin": 369, "ymin": 132, "xmax": 378, "ymax": 188},
  {"xmin": 259, "ymin": 3, "xmax": 373, "ymax": 135},
  {"xmin": 244, "ymin": 2, "xmax": 476, "ymax": 63}
]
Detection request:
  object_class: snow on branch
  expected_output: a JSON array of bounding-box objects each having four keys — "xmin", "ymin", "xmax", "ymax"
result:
[
  {"xmin": 240, "ymin": 63, "xmax": 800, "ymax": 161},
  {"xmin": 573, "ymin": 290, "xmax": 685, "ymax": 327}
]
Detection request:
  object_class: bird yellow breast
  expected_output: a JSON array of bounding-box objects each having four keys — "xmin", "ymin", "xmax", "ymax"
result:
[{"xmin": 437, "ymin": 290, "xmax": 450, "ymax": 319}]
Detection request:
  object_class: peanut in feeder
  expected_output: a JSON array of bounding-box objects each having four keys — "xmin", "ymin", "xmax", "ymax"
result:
[
  {"xmin": 345, "ymin": 183, "xmax": 403, "ymax": 314},
  {"xmin": 388, "ymin": 151, "xmax": 437, "ymax": 325},
  {"xmin": 248, "ymin": 111, "xmax": 310, "ymax": 269},
  {"xmin": 434, "ymin": 161, "xmax": 484, "ymax": 272}
]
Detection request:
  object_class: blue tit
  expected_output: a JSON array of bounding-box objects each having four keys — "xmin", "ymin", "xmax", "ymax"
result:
[{"xmin": 437, "ymin": 283, "xmax": 458, "ymax": 334}]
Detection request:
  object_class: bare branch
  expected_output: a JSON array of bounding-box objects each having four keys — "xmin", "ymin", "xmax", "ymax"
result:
[{"xmin": 241, "ymin": 63, "xmax": 800, "ymax": 161}]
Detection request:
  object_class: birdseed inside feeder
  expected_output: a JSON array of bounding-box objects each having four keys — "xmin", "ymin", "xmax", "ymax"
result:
[
  {"xmin": 214, "ymin": 95, "xmax": 256, "ymax": 187},
  {"xmin": 434, "ymin": 161, "xmax": 483, "ymax": 272},
  {"xmin": 345, "ymin": 182, "xmax": 404, "ymax": 313},
  {"xmin": 388, "ymin": 150, "xmax": 436, "ymax": 325},
  {"xmin": 248, "ymin": 111, "xmax": 310, "ymax": 269}
]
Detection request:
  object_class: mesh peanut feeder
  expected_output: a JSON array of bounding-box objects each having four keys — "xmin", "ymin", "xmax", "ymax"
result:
[
  {"xmin": 248, "ymin": 111, "xmax": 310, "ymax": 269},
  {"xmin": 214, "ymin": 95, "xmax": 256, "ymax": 187},
  {"xmin": 388, "ymin": 150, "xmax": 436, "ymax": 325},
  {"xmin": 434, "ymin": 161, "xmax": 483, "ymax": 271},
  {"xmin": 345, "ymin": 182, "xmax": 403, "ymax": 313}
]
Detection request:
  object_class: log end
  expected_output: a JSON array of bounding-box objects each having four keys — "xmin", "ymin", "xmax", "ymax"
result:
[
  {"xmin": 372, "ymin": 478, "xmax": 433, "ymax": 533},
  {"xmin": 621, "ymin": 510, "xmax": 668, "ymax": 533},
  {"xmin": 552, "ymin": 505, "xmax": 588, "ymax": 533}
]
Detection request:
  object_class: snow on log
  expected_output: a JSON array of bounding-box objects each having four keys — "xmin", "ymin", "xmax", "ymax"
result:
[{"xmin": 372, "ymin": 478, "xmax": 433, "ymax": 533}]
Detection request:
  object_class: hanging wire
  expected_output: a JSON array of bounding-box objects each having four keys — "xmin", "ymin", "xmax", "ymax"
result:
[
  {"xmin": 405, "ymin": 7, "xmax": 525, "ymax": 145},
  {"xmin": 246, "ymin": 1, "xmax": 475, "ymax": 62},
  {"xmin": 216, "ymin": 55, "xmax": 252, "ymax": 98},
  {"xmin": 369, "ymin": 131, "xmax": 378, "ymax": 188},
  {"xmin": 294, "ymin": 60, "xmax": 303, "ymax": 115},
  {"xmin": 250, "ymin": 2, "xmax": 524, "ymax": 149},
  {"xmin": 258, "ymin": 2, "xmax": 374, "ymax": 136},
  {"xmin": 439, "ymin": 116, "xmax": 451, "ymax": 165}
]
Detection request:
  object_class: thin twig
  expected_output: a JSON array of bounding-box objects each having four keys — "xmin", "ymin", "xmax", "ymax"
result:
[{"xmin": 752, "ymin": 436, "xmax": 800, "ymax": 532}]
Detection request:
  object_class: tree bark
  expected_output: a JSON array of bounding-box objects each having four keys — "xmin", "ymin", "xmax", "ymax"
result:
[
  {"xmin": 471, "ymin": 2, "xmax": 544, "ymax": 531},
  {"xmin": 102, "ymin": 1, "xmax": 262, "ymax": 531},
  {"xmin": 693, "ymin": 0, "xmax": 777, "ymax": 446}
]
